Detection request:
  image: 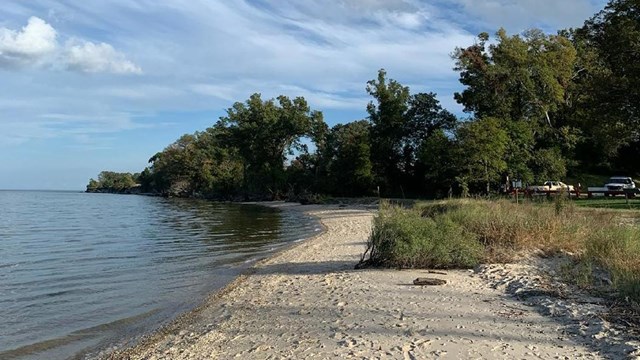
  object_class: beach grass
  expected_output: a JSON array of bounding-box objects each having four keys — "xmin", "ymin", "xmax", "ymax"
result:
[{"xmin": 361, "ymin": 199, "xmax": 640, "ymax": 300}]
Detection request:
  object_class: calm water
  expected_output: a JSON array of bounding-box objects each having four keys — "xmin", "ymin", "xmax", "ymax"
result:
[{"xmin": 0, "ymin": 191, "xmax": 320, "ymax": 359}]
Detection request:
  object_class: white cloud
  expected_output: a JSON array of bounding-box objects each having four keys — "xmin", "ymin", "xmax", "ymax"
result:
[
  {"xmin": 0, "ymin": 0, "xmax": 606, "ymax": 148},
  {"xmin": 190, "ymin": 84, "xmax": 237, "ymax": 102},
  {"xmin": 0, "ymin": 16, "xmax": 141, "ymax": 74},
  {"xmin": 65, "ymin": 40, "xmax": 142, "ymax": 74},
  {"xmin": 0, "ymin": 16, "xmax": 57, "ymax": 66},
  {"xmin": 383, "ymin": 11, "xmax": 426, "ymax": 29}
]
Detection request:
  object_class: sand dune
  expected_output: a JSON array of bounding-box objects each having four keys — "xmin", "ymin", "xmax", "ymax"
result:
[{"xmin": 104, "ymin": 204, "xmax": 639, "ymax": 359}]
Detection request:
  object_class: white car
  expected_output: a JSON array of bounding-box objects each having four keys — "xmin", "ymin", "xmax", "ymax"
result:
[
  {"xmin": 604, "ymin": 177, "xmax": 636, "ymax": 195},
  {"xmin": 528, "ymin": 181, "xmax": 574, "ymax": 192}
]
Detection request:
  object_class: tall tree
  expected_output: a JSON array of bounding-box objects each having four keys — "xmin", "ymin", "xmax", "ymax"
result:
[
  {"xmin": 325, "ymin": 120, "xmax": 374, "ymax": 196},
  {"xmin": 405, "ymin": 93, "xmax": 457, "ymax": 193},
  {"xmin": 456, "ymin": 118, "xmax": 509, "ymax": 194},
  {"xmin": 146, "ymin": 127, "xmax": 243, "ymax": 197},
  {"xmin": 417, "ymin": 129, "xmax": 460, "ymax": 197},
  {"xmin": 366, "ymin": 69, "xmax": 457, "ymax": 195},
  {"xmin": 366, "ymin": 69, "xmax": 410, "ymax": 192},
  {"xmin": 571, "ymin": 0, "xmax": 640, "ymax": 173},
  {"xmin": 453, "ymin": 29, "xmax": 577, "ymax": 182},
  {"xmin": 220, "ymin": 93, "xmax": 325, "ymax": 197}
]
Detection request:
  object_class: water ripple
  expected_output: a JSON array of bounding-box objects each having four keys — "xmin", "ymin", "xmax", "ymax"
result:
[{"xmin": 0, "ymin": 191, "xmax": 318, "ymax": 360}]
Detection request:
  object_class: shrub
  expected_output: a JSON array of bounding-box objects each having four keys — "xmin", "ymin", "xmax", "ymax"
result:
[{"xmin": 361, "ymin": 202, "xmax": 483, "ymax": 269}]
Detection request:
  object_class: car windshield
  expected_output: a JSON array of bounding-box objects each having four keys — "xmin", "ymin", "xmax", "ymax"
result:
[{"xmin": 609, "ymin": 178, "xmax": 631, "ymax": 184}]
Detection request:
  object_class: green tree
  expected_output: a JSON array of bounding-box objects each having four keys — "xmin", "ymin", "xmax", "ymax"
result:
[
  {"xmin": 146, "ymin": 126, "xmax": 244, "ymax": 197},
  {"xmin": 220, "ymin": 93, "xmax": 325, "ymax": 198},
  {"xmin": 325, "ymin": 120, "xmax": 374, "ymax": 196},
  {"xmin": 530, "ymin": 148, "xmax": 567, "ymax": 183},
  {"xmin": 86, "ymin": 178, "xmax": 100, "ymax": 192},
  {"xmin": 453, "ymin": 29, "xmax": 578, "ymax": 183},
  {"xmin": 366, "ymin": 69, "xmax": 410, "ymax": 192},
  {"xmin": 570, "ymin": 0, "xmax": 640, "ymax": 173},
  {"xmin": 417, "ymin": 130, "xmax": 459, "ymax": 197},
  {"xmin": 405, "ymin": 93, "xmax": 457, "ymax": 194},
  {"xmin": 454, "ymin": 29, "xmax": 576, "ymax": 125},
  {"xmin": 456, "ymin": 118, "xmax": 509, "ymax": 194},
  {"xmin": 95, "ymin": 171, "xmax": 137, "ymax": 191},
  {"xmin": 366, "ymin": 69, "xmax": 457, "ymax": 195}
]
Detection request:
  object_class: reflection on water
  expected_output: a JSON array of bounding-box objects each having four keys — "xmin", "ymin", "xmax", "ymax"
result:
[{"xmin": 0, "ymin": 191, "xmax": 319, "ymax": 360}]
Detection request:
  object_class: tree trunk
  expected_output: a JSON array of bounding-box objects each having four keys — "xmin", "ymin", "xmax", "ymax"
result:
[{"xmin": 485, "ymin": 161, "xmax": 490, "ymax": 194}]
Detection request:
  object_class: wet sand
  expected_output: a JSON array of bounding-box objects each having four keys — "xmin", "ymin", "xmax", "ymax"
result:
[{"xmin": 102, "ymin": 203, "xmax": 639, "ymax": 359}]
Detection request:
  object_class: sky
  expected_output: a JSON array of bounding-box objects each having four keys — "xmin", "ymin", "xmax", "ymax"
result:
[{"xmin": 0, "ymin": 0, "xmax": 608, "ymax": 190}]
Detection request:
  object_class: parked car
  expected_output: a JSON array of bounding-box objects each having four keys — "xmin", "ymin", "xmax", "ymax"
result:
[
  {"xmin": 528, "ymin": 181, "xmax": 574, "ymax": 192},
  {"xmin": 604, "ymin": 176, "xmax": 636, "ymax": 196}
]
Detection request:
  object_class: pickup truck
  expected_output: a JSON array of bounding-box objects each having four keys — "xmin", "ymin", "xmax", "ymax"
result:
[{"xmin": 604, "ymin": 177, "xmax": 637, "ymax": 197}]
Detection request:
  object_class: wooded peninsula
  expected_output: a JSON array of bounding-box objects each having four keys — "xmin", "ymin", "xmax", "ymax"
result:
[{"xmin": 87, "ymin": 0, "xmax": 639, "ymax": 201}]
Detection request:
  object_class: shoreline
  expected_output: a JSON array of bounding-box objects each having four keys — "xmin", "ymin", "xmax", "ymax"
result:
[
  {"xmin": 90, "ymin": 203, "xmax": 368, "ymax": 360},
  {"xmin": 79, "ymin": 202, "xmax": 329, "ymax": 360},
  {"xmin": 99, "ymin": 203, "xmax": 638, "ymax": 359}
]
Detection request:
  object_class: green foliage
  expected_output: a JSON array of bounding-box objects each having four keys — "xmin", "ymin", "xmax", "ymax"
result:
[
  {"xmin": 325, "ymin": 120, "xmax": 374, "ymax": 196},
  {"xmin": 366, "ymin": 69, "xmax": 411, "ymax": 191},
  {"xmin": 362, "ymin": 202, "xmax": 483, "ymax": 269},
  {"xmin": 86, "ymin": 171, "xmax": 138, "ymax": 192},
  {"xmin": 454, "ymin": 29, "xmax": 576, "ymax": 125},
  {"xmin": 569, "ymin": 0, "xmax": 640, "ymax": 172},
  {"xmin": 452, "ymin": 29, "xmax": 585, "ymax": 184},
  {"xmin": 456, "ymin": 117, "xmax": 509, "ymax": 193},
  {"xmin": 418, "ymin": 130, "xmax": 458, "ymax": 197},
  {"xmin": 530, "ymin": 148, "xmax": 568, "ymax": 183},
  {"xmin": 366, "ymin": 69, "xmax": 459, "ymax": 196},
  {"xmin": 146, "ymin": 127, "xmax": 243, "ymax": 197},
  {"xmin": 86, "ymin": 178, "xmax": 99, "ymax": 191},
  {"xmin": 220, "ymin": 93, "xmax": 325, "ymax": 197}
]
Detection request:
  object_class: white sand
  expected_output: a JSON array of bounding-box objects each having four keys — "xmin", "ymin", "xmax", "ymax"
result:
[{"xmin": 104, "ymin": 203, "xmax": 639, "ymax": 359}]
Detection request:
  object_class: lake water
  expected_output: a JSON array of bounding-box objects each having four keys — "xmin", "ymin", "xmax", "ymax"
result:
[{"xmin": 0, "ymin": 191, "xmax": 320, "ymax": 359}]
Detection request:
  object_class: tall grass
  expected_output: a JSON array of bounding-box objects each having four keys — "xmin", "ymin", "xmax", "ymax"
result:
[
  {"xmin": 360, "ymin": 199, "xmax": 640, "ymax": 300},
  {"xmin": 585, "ymin": 226, "xmax": 640, "ymax": 298},
  {"xmin": 361, "ymin": 203, "xmax": 482, "ymax": 269}
]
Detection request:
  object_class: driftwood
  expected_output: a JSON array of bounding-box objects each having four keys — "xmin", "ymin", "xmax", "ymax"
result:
[
  {"xmin": 426, "ymin": 270, "xmax": 447, "ymax": 275},
  {"xmin": 413, "ymin": 277, "xmax": 447, "ymax": 286}
]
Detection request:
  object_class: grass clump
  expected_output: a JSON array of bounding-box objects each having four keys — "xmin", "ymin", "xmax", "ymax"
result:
[
  {"xmin": 584, "ymin": 226, "xmax": 640, "ymax": 298},
  {"xmin": 360, "ymin": 202, "xmax": 482, "ymax": 269}
]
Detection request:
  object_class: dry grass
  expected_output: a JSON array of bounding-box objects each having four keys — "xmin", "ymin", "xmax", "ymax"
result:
[{"xmin": 360, "ymin": 199, "xmax": 640, "ymax": 300}]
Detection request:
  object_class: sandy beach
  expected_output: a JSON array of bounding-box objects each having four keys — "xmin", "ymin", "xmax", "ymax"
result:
[{"xmin": 102, "ymin": 203, "xmax": 640, "ymax": 359}]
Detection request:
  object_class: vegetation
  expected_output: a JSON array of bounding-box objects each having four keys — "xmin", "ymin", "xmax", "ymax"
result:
[
  {"xmin": 89, "ymin": 0, "xmax": 639, "ymax": 199},
  {"xmin": 360, "ymin": 199, "xmax": 640, "ymax": 300},
  {"xmin": 87, "ymin": 171, "xmax": 139, "ymax": 193}
]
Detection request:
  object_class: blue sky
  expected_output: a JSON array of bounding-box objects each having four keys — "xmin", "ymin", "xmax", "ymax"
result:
[{"xmin": 0, "ymin": 0, "xmax": 607, "ymax": 190}]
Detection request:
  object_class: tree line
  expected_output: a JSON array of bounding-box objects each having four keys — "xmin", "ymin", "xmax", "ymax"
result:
[{"xmin": 87, "ymin": 0, "xmax": 640, "ymax": 199}]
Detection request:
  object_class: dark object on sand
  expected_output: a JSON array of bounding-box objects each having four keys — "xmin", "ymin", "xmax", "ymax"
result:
[
  {"xmin": 427, "ymin": 270, "xmax": 448, "ymax": 275},
  {"xmin": 413, "ymin": 278, "xmax": 446, "ymax": 286}
]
